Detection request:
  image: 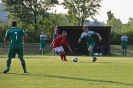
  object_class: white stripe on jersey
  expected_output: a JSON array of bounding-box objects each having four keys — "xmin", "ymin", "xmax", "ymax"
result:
[{"xmin": 80, "ymin": 30, "xmax": 94, "ymax": 38}]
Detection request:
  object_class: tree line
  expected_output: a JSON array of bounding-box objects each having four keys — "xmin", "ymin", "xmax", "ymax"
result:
[
  {"xmin": 106, "ymin": 11, "xmax": 133, "ymax": 45},
  {"xmin": 0, "ymin": 0, "xmax": 133, "ymax": 44}
]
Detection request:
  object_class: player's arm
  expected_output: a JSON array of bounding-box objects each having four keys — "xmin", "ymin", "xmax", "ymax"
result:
[
  {"xmin": 40, "ymin": 37, "xmax": 43, "ymax": 40},
  {"xmin": 44, "ymin": 36, "xmax": 47, "ymax": 40},
  {"xmin": 4, "ymin": 30, "xmax": 10, "ymax": 45},
  {"xmin": 96, "ymin": 33, "xmax": 102, "ymax": 41},
  {"xmin": 67, "ymin": 45, "xmax": 73, "ymax": 53},
  {"xmin": 78, "ymin": 33, "xmax": 84, "ymax": 43},
  {"xmin": 21, "ymin": 29, "xmax": 27, "ymax": 47},
  {"xmin": 121, "ymin": 37, "xmax": 123, "ymax": 41},
  {"xmin": 78, "ymin": 38, "xmax": 82, "ymax": 43},
  {"xmin": 23, "ymin": 35, "xmax": 27, "ymax": 46},
  {"xmin": 126, "ymin": 37, "xmax": 128, "ymax": 41},
  {"xmin": 50, "ymin": 39, "xmax": 55, "ymax": 48},
  {"xmin": 64, "ymin": 39, "xmax": 73, "ymax": 53}
]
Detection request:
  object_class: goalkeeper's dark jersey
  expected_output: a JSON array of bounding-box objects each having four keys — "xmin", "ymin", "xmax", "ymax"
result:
[{"xmin": 4, "ymin": 27, "xmax": 26, "ymax": 48}]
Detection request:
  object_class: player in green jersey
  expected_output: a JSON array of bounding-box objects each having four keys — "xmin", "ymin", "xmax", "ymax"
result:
[
  {"xmin": 3, "ymin": 21, "xmax": 27, "ymax": 73},
  {"xmin": 39, "ymin": 31, "xmax": 47, "ymax": 55},
  {"xmin": 78, "ymin": 26, "xmax": 102, "ymax": 62},
  {"xmin": 121, "ymin": 33, "xmax": 128, "ymax": 56}
]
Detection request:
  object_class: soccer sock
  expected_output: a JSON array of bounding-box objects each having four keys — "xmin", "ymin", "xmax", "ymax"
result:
[
  {"xmin": 39, "ymin": 50, "xmax": 41, "ymax": 55},
  {"xmin": 20, "ymin": 58, "xmax": 26, "ymax": 72},
  {"xmin": 42, "ymin": 50, "xmax": 45, "ymax": 54},
  {"xmin": 53, "ymin": 49, "xmax": 55, "ymax": 55},
  {"xmin": 63, "ymin": 53, "xmax": 67, "ymax": 61},
  {"xmin": 60, "ymin": 53, "xmax": 63, "ymax": 60},
  {"xmin": 6, "ymin": 58, "xmax": 11, "ymax": 70},
  {"xmin": 125, "ymin": 49, "xmax": 127, "ymax": 55},
  {"xmin": 122, "ymin": 49, "xmax": 124, "ymax": 55},
  {"xmin": 90, "ymin": 51, "xmax": 95, "ymax": 57}
]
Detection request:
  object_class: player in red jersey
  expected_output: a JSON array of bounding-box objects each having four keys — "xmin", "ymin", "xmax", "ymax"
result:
[{"xmin": 50, "ymin": 31, "xmax": 73, "ymax": 61}]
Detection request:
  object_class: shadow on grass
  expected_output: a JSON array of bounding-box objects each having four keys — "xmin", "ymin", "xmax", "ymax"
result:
[
  {"xmin": 42, "ymin": 74, "xmax": 133, "ymax": 86},
  {"xmin": 5, "ymin": 72, "xmax": 132, "ymax": 86}
]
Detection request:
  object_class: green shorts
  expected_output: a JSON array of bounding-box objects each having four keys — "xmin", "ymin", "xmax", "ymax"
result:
[
  {"xmin": 40, "ymin": 42, "xmax": 46, "ymax": 48},
  {"xmin": 122, "ymin": 44, "xmax": 127, "ymax": 49},
  {"xmin": 87, "ymin": 42, "xmax": 95, "ymax": 49},
  {"xmin": 8, "ymin": 47, "xmax": 23, "ymax": 58}
]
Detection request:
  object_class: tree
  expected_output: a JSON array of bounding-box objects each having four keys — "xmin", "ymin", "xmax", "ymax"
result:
[
  {"xmin": 107, "ymin": 10, "xmax": 114, "ymax": 22},
  {"xmin": 1, "ymin": 0, "xmax": 58, "ymax": 39},
  {"xmin": 63, "ymin": 0, "xmax": 102, "ymax": 26},
  {"xmin": 105, "ymin": 18, "xmax": 123, "ymax": 32}
]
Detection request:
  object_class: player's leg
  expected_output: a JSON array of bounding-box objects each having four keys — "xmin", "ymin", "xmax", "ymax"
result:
[
  {"xmin": 3, "ymin": 48, "xmax": 15, "ymax": 73},
  {"xmin": 52, "ymin": 49, "xmax": 55, "ymax": 56},
  {"xmin": 54, "ymin": 47, "xmax": 63, "ymax": 61},
  {"xmin": 18, "ymin": 48, "xmax": 27, "ymax": 73},
  {"xmin": 125, "ymin": 45, "xmax": 127, "ymax": 56},
  {"xmin": 19, "ymin": 58, "xmax": 27, "ymax": 73},
  {"xmin": 122, "ymin": 49, "xmax": 124, "ymax": 56},
  {"xmin": 62, "ymin": 51, "xmax": 67, "ymax": 61},
  {"xmin": 42, "ymin": 42, "xmax": 46, "ymax": 55},
  {"xmin": 60, "ymin": 51, "xmax": 64, "ymax": 61},
  {"xmin": 59, "ymin": 46, "xmax": 67, "ymax": 61},
  {"xmin": 3, "ymin": 58, "xmax": 12, "ymax": 73},
  {"xmin": 122, "ymin": 45, "xmax": 124, "ymax": 56},
  {"xmin": 39, "ymin": 48, "xmax": 42, "ymax": 55},
  {"xmin": 39, "ymin": 43, "xmax": 42, "ymax": 55},
  {"xmin": 42, "ymin": 48, "xmax": 45, "ymax": 55},
  {"xmin": 88, "ymin": 44, "xmax": 97, "ymax": 62},
  {"xmin": 125, "ymin": 49, "xmax": 127, "ymax": 56}
]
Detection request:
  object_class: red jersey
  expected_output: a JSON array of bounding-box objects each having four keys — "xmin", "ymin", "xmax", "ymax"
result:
[{"xmin": 53, "ymin": 35, "xmax": 69, "ymax": 48}]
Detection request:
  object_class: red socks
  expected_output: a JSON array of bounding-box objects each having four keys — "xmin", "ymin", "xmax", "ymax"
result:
[
  {"xmin": 60, "ymin": 53, "xmax": 67, "ymax": 61},
  {"xmin": 60, "ymin": 53, "xmax": 63, "ymax": 61},
  {"xmin": 63, "ymin": 53, "xmax": 67, "ymax": 61}
]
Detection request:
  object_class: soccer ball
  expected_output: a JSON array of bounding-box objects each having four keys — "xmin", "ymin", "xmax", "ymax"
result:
[{"xmin": 73, "ymin": 57, "xmax": 78, "ymax": 62}]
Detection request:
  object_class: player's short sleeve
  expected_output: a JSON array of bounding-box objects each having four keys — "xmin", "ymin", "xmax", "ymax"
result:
[
  {"xmin": 45, "ymin": 35, "xmax": 47, "ymax": 38},
  {"xmin": 91, "ymin": 31, "xmax": 97, "ymax": 35},
  {"xmin": 21, "ymin": 28, "xmax": 26, "ymax": 36},
  {"xmin": 93, "ymin": 32, "xmax": 97, "ymax": 35},
  {"xmin": 121, "ymin": 36, "xmax": 123, "ymax": 41},
  {"xmin": 126, "ymin": 36, "xmax": 128, "ymax": 41},
  {"xmin": 80, "ymin": 32, "xmax": 85, "ymax": 39},
  {"xmin": 4, "ymin": 29, "xmax": 10, "ymax": 41}
]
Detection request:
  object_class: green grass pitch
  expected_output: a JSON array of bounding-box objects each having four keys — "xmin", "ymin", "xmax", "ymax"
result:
[{"xmin": 0, "ymin": 55, "xmax": 133, "ymax": 88}]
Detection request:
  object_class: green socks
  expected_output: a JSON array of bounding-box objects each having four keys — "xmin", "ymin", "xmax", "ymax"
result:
[
  {"xmin": 39, "ymin": 50, "xmax": 41, "ymax": 55},
  {"xmin": 20, "ymin": 59, "xmax": 26, "ymax": 72},
  {"xmin": 122, "ymin": 49, "xmax": 127, "ymax": 55},
  {"xmin": 90, "ymin": 51, "xmax": 94, "ymax": 57},
  {"xmin": 6, "ymin": 58, "xmax": 11, "ymax": 70},
  {"xmin": 42, "ymin": 50, "xmax": 45, "ymax": 54}
]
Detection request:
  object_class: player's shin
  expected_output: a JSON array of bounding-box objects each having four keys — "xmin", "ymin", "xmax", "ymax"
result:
[
  {"xmin": 90, "ymin": 51, "xmax": 95, "ymax": 57},
  {"xmin": 39, "ymin": 49, "xmax": 41, "ymax": 55},
  {"xmin": 63, "ymin": 53, "xmax": 67, "ymax": 61},
  {"xmin": 20, "ymin": 58, "xmax": 27, "ymax": 72},
  {"xmin": 90, "ymin": 51, "xmax": 97, "ymax": 62},
  {"xmin": 6, "ymin": 58, "xmax": 11, "ymax": 70},
  {"xmin": 125, "ymin": 49, "xmax": 127, "ymax": 55},
  {"xmin": 60, "ymin": 53, "xmax": 63, "ymax": 61},
  {"xmin": 42, "ymin": 50, "xmax": 45, "ymax": 54},
  {"xmin": 122, "ymin": 49, "xmax": 124, "ymax": 55}
]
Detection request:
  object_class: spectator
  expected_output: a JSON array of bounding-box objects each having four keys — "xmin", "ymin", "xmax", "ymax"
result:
[{"xmin": 39, "ymin": 31, "xmax": 47, "ymax": 55}]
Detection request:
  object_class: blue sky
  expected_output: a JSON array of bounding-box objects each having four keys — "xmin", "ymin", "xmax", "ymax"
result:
[{"xmin": 52, "ymin": 0, "xmax": 133, "ymax": 24}]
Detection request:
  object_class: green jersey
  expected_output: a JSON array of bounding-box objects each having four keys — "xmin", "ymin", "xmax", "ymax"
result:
[
  {"xmin": 121, "ymin": 35, "xmax": 128, "ymax": 45},
  {"xmin": 4, "ymin": 27, "xmax": 26, "ymax": 48},
  {"xmin": 40, "ymin": 34, "xmax": 47, "ymax": 43},
  {"xmin": 80, "ymin": 30, "xmax": 97, "ymax": 44}
]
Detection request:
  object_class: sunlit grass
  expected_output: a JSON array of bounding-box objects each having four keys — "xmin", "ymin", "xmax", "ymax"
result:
[{"xmin": 0, "ymin": 56, "xmax": 133, "ymax": 88}]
